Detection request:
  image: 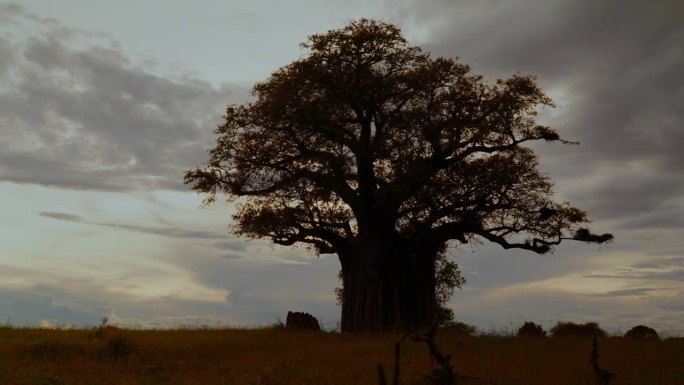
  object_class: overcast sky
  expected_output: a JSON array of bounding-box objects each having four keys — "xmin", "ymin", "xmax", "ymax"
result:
[{"xmin": 1, "ymin": 0, "xmax": 682, "ymax": 334}]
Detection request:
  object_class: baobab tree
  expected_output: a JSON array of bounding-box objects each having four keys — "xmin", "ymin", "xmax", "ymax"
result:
[{"xmin": 185, "ymin": 19, "xmax": 612, "ymax": 332}]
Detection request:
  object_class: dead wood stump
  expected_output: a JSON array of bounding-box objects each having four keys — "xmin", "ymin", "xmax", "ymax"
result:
[{"xmin": 285, "ymin": 311, "xmax": 321, "ymax": 331}]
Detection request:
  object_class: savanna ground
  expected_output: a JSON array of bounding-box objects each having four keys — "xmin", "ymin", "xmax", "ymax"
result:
[{"xmin": 0, "ymin": 324, "xmax": 682, "ymax": 385}]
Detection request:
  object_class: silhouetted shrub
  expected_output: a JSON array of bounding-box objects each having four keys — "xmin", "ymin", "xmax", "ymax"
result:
[
  {"xmin": 517, "ymin": 321, "xmax": 547, "ymax": 337},
  {"xmin": 435, "ymin": 304, "xmax": 455, "ymax": 326},
  {"xmin": 550, "ymin": 322, "xmax": 606, "ymax": 338},
  {"xmin": 625, "ymin": 325, "xmax": 660, "ymax": 340}
]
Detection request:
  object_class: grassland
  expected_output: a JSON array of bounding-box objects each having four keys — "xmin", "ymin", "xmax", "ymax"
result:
[{"xmin": 0, "ymin": 325, "xmax": 682, "ymax": 385}]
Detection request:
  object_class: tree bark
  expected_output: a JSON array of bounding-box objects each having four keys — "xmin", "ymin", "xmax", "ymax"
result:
[{"xmin": 339, "ymin": 239, "xmax": 438, "ymax": 332}]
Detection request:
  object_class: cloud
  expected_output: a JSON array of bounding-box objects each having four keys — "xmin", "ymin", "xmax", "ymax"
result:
[
  {"xmin": 584, "ymin": 255, "xmax": 684, "ymax": 280},
  {"xmin": 0, "ymin": 256, "xmax": 341, "ymax": 329},
  {"xmin": 632, "ymin": 256, "xmax": 684, "ymax": 269},
  {"xmin": 170, "ymin": 256, "xmax": 341, "ymax": 327},
  {"xmin": 35, "ymin": 210, "xmax": 259, "ymax": 265},
  {"xmin": 39, "ymin": 211, "xmax": 228, "ymax": 240},
  {"xmin": 218, "ymin": 253, "xmax": 245, "ymax": 260},
  {"xmin": 38, "ymin": 211, "xmax": 82, "ymax": 222},
  {"xmin": 582, "ymin": 287, "xmax": 666, "ymax": 298},
  {"xmin": 3, "ymin": 292, "xmax": 114, "ymax": 327},
  {"xmin": 0, "ymin": 37, "xmax": 13, "ymax": 75},
  {"xmin": 0, "ymin": 7, "xmax": 250, "ymax": 192},
  {"xmin": 0, "ymin": 3, "xmax": 28, "ymax": 23}
]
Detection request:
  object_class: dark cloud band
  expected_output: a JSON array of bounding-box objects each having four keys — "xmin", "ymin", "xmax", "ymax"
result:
[{"xmin": 39, "ymin": 211, "xmax": 227, "ymax": 240}]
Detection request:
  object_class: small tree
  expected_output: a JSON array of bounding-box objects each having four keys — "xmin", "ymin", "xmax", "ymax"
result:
[
  {"xmin": 624, "ymin": 325, "xmax": 659, "ymax": 340},
  {"xmin": 550, "ymin": 322, "xmax": 606, "ymax": 338},
  {"xmin": 517, "ymin": 321, "xmax": 546, "ymax": 337},
  {"xmin": 186, "ymin": 19, "xmax": 613, "ymax": 332}
]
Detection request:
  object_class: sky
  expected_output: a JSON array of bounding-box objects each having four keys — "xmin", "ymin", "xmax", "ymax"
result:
[{"xmin": 0, "ymin": 0, "xmax": 682, "ymax": 334}]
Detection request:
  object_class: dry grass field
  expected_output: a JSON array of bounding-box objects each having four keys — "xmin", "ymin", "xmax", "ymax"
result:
[{"xmin": 0, "ymin": 325, "xmax": 682, "ymax": 385}]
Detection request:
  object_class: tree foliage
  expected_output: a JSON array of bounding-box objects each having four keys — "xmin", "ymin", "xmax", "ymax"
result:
[
  {"xmin": 624, "ymin": 325, "xmax": 660, "ymax": 340},
  {"xmin": 517, "ymin": 321, "xmax": 547, "ymax": 337},
  {"xmin": 185, "ymin": 19, "xmax": 612, "ymax": 331},
  {"xmin": 550, "ymin": 322, "xmax": 607, "ymax": 338}
]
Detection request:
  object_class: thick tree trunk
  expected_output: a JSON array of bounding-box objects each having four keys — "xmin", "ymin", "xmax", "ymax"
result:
[
  {"xmin": 339, "ymin": 240, "xmax": 437, "ymax": 332},
  {"xmin": 398, "ymin": 246, "xmax": 438, "ymax": 330}
]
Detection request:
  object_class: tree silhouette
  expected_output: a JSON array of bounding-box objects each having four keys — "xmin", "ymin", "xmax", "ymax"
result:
[{"xmin": 185, "ymin": 19, "xmax": 613, "ymax": 332}]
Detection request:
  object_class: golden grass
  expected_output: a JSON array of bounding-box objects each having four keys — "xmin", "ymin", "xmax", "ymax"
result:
[{"xmin": 0, "ymin": 326, "xmax": 681, "ymax": 384}]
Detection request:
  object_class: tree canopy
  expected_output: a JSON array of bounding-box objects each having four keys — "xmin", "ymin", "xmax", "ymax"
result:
[{"xmin": 185, "ymin": 19, "xmax": 612, "ymax": 331}]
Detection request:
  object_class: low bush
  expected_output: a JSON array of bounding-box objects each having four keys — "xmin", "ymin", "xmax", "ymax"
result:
[
  {"xmin": 625, "ymin": 325, "xmax": 660, "ymax": 340},
  {"xmin": 517, "ymin": 321, "xmax": 547, "ymax": 337},
  {"xmin": 550, "ymin": 322, "xmax": 606, "ymax": 338}
]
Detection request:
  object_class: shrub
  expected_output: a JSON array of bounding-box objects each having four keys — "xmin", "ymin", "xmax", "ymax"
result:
[
  {"xmin": 550, "ymin": 322, "xmax": 606, "ymax": 338},
  {"xmin": 517, "ymin": 321, "xmax": 547, "ymax": 337},
  {"xmin": 625, "ymin": 325, "xmax": 660, "ymax": 340},
  {"xmin": 435, "ymin": 304, "xmax": 455, "ymax": 326}
]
